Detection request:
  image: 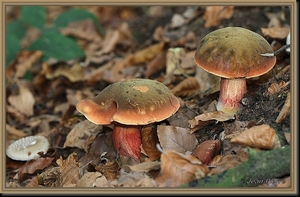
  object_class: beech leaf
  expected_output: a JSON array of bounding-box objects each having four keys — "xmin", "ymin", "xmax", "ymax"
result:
[
  {"xmin": 155, "ymin": 149, "xmax": 209, "ymax": 187},
  {"xmin": 157, "ymin": 125, "xmax": 198, "ymax": 154},
  {"xmin": 230, "ymin": 124, "xmax": 281, "ymax": 150},
  {"xmin": 171, "ymin": 77, "xmax": 200, "ymax": 97}
]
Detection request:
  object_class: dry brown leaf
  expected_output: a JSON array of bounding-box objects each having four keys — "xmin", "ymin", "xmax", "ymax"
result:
[
  {"xmin": 195, "ymin": 66, "xmax": 220, "ymax": 95},
  {"xmin": 8, "ymin": 82, "xmax": 35, "ymax": 116},
  {"xmin": 267, "ymin": 81, "xmax": 290, "ymax": 96},
  {"xmin": 25, "ymin": 176, "xmax": 42, "ymax": 187},
  {"xmin": 171, "ymin": 77, "xmax": 200, "ymax": 97},
  {"xmin": 56, "ymin": 152, "xmax": 80, "ymax": 187},
  {"xmin": 110, "ymin": 169, "xmax": 157, "ymax": 187},
  {"xmin": 45, "ymin": 63, "xmax": 85, "ymax": 82},
  {"xmin": 36, "ymin": 166, "xmax": 61, "ymax": 187},
  {"xmin": 127, "ymin": 161, "xmax": 161, "ymax": 173},
  {"xmin": 261, "ymin": 26, "xmax": 290, "ymax": 39},
  {"xmin": 155, "ymin": 150, "xmax": 209, "ymax": 187},
  {"xmin": 189, "ymin": 111, "xmax": 235, "ymax": 128},
  {"xmin": 157, "ymin": 125, "xmax": 198, "ymax": 154},
  {"xmin": 276, "ymin": 92, "xmax": 290, "ymax": 123},
  {"xmin": 145, "ymin": 50, "xmax": 167, "ymax": 78},
  {"xmin": 63, "ymin": 120, "xmax": 100, "ymax": 151},
  {"xmin": 17, "ymin": 157, "xmax": 55, "ymax": 183},
  {"xmin": 60, "ymin": 19, "xmax": 102, "ymax": 42},
  {"xmin": 6, "ymin": 104, "xmax": 26, "ymax": 123},
  {"xmin": 203, "ymin": 6, "xmax": 234, "ymax": 28},
  {"xmin": 192, "ymin": 140, "xmax": 221, "ymax": 165},
  {"xmin": 230, "ymin": 124, "xmax": 281, "ymax": 150},
  {"xmin": 76, "ymin": 172, "xmax": 109, "ymax": 187},
  {"xmin": 6, "ymin": 124, "xmax": 27, "ymax": 138},
  {"xmin": 284, "ymin": 132, "xmax": 290, "ymax": 144},
  {"xmin": 209, "ymin": 150, "xmax": 249, "ymax": 176},
  {"xmin": 6, "ymin": 50, "xmax": 43, "ymax": 81},
  {"xmin": 141, "ymin": 125, "xmax": 161, "ymax": 161},
  {"xmin": 128, "ymin": 42, "xmax": 165, "ymax": 65},
  {"xmin": 95, "ymin": 160, "xmax": 120, "ymax": 181}
]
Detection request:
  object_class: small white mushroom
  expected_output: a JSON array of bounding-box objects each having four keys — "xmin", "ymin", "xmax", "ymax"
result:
[{"xmin": 6, "ymin": 136, "xmax": 50, "ymax": 161}]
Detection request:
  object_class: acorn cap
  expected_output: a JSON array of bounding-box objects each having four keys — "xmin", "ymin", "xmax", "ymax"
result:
[
  {"xmin": 76, "ymin": 78, "xmax": 180, "ymax": 125},
  {"xmin": 194, "ymin": 27, "xmax": 276, "ymax": 79},
  {"xmin": 6, "ymin": 136, "xmax": 49, "ymax": 161}
]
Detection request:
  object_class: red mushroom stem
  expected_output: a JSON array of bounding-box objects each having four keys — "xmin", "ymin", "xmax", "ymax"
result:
[
  {"xmin": 112, "ymin": 123, "xmax": 142, "ymax": 162},
  {"xmin": 216, "ymin": 78, "xmax": 247, "ymax": 115}
]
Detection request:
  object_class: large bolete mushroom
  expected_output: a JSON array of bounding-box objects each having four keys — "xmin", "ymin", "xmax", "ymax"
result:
[
  {"xmin": 76, "ymin": 78, "xmax": 180, "ymax": 162},
  {"xmin": 194, "ymin": 27, "xmax": 276, "ymax": 115}
]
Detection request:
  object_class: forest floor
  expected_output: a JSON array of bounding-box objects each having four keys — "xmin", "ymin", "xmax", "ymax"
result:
[{"xmin": 4, "ymin": 5, "xmax": 292, "ymax": 193}]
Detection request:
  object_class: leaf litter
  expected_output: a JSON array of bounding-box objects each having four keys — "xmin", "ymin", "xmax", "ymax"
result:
[{"xmin": 5, "ymin": 5, "xmax": 291, "ymax": 189}]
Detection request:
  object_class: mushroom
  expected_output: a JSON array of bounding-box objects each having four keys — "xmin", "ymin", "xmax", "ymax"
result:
[
  {"xmin": 6, "ymin": 135, "xmax": 50, "ymax": 161},
  {"xmin": 76, "ymin": 78, "xmax": 180, "ymax": 162},
  {"xmin": 194, "ymin": 27, "xmax": 276, "ymax": 115}
]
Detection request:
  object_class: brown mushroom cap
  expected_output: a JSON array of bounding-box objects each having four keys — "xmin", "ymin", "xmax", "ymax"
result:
[
  {"xmin": 76, "ymin": 78, "xmax": 180, "ymax": 125},
  {"xmin": 194, "ymin": 27, "xmax": 276, "ymax": 78}
]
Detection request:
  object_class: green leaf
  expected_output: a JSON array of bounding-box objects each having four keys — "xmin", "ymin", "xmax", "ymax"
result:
[
  {"xmin": 54, "ymin": 8, "xmax": 104, "ymax": 35},
  {"xmin": 28, "ymin": 32, "xmax": 85, "ymax": 62},
  {"xmin": 6, "ymin": 34, "xmax": 20, "ymax": 67},
  {"xmin": 21, "ymin": 6, "xmax": 46, "ymax": 29},
  {"xmin": 6, "ymin": 20, "xmax": 27, "ymax": 40}
]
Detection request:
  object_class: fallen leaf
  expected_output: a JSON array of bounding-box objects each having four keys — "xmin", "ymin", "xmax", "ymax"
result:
[
  {"xmin": 76, "ymin": 172, "xmax": 108, "ymax": 187},
  {"xmin": 192, "ymin": 140, "xmax": 221, "ymax": 165},
  {"xmin": 276, "ymin": 92, "xmax": 290, "ymax": 123},
  {"xmin": 157, "ymin": 125, "xmax": 198, "ymax": 154},
  {"xmin": 110, "ymin": 169, "xmax": 157, "ymax": 187},
  {"xmin": 127, "ymin": 42, "xmax": 165, "ymax": 65},
  {"xmin": 17, "ymin": 157, "xmax": 55, "ymax": 183},
  {"xmin": 170, "ymin": 13, "xmax": 185, "ymax": 28},
  {"xmin": 141, "ymin": 125, "xmax": 161, "ymax": 161},
  {"xmin": 56, "ymin": 152, "xmax": 80, "ymax": 187},
  {"xmin": 189, "ymin": 111, "xmax": 235, "ymax": 129},
  {"xmin": 127, "ymin": 161, "xmax": 161, "ymax": 173},
  {"xmin": 171, "ymin": 76, "xmax": 200, "ymax": 97},
  {"xmin": 261, "ymin": 26, "xmax": 290, "ymax": 39},
  {"xmin": 195, "ymin": 66, "xmax": 220, "ymax": 95},
  {"xmin": 203, "ymin": 6, "xmax": 234, "ymax": 28},
  {"xmin": 155, "ymin": 149, "xmax": 209, "ymax": 187},
  {"xmin": 6, "ymin": 50, "xmax": 43, "ymax": 81},
  {"xmin": 60, "ymin": 19, "xmax": 102, "ymax": 42},
  {"xmin": 63, "ymin": 120, "xmax": 101, "ymax": 151},
  {"xmin": 267, "ymin": 81, "xmax": 290, "ymax": 96},
  {"xmin": 8, "ymin": 82, "xmax": 35, "ymax": 116},
  {"xmin": 230, "ymin": 124, "xmax": 281, "ymax": 150},
  {"xmin": 45, "ymin": 63, "xmax": 85, "ymax": 82},
  {"xmin": 145, "ymin": 50, "xmax": 167, "ymax": 78}
]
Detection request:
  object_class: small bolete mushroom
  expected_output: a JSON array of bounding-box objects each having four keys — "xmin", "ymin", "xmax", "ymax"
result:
[
  {"xmin": 6, "ymin": 136, "xmax": 50, "ymax": 161},
  {"xmin": 76, "ymin": 78, "xmax": 180, "ymax": 162},
  {"xmin": 194, "ymin": 27, "xmax": 276, "ymax": 115}
]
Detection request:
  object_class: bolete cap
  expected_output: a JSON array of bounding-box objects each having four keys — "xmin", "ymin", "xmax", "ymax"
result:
[
  {"xmin": 6, "ymin": 136, "xmax": 49, "ymax": 161},
  {"xmin": 76, "ymin": 78, "xmax": 180, "ymax": 125},
  {"xmin": 194, "ymin": 27, "xmax": 276, "ymax": 79}
]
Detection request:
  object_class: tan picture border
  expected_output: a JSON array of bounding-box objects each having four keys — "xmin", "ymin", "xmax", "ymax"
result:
[{"xmin": 1, "ymin": 0, "xmax": 297, "ymax": 195}]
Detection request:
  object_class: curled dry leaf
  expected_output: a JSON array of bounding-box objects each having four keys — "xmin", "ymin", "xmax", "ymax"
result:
[
  {"xmin": 192, "ymin": 140, "xmax": 221, "ymax": 165},
  {"xmin": 60, "ymin": 19, "xmax": 102, "ymax": 42},
  {"xmin": 45, "ymin": 63, "xmax": 85, "ymax": 83},
  {"xmin": 261, "ymin": 26, "xmax": 290, "ymax": 39},
  {"xmin": 145, "ymin": 50, "xmax": 167, "ymax": 78},
  {"xmin": 141, "ymin": 125, "xmax": 161, "ymax": 161},
  {"xmin": 203, "ymin": 6, "xmax": 234, "ymax": 28},
  {"xmin": 155, "ymin": 149, "xmax": 209, "ymax": 187},
  {"xmin": 8, "ymin": 82, "xmax": 35, "ymax": 116},
  {"xmin": 63, "ymin": 120, "xmax": 100, "ymax": 151},
  {"xmin": 127, "ymin": 161, "xmax": 161, "ymax": 173},
  {"xmin": 267, "ymin": 81, "xmax": 290, "ymax": 96},
  {"xmin": 189, "ymin": 111, "xmax": 235, "ymax": 129},
  {"xmin": 157, "ymin": 125, "xmax": 198, "ymax": 154},
  {"xmin": 127, "ymin": 42, "xmax": 165, "ymax": 65},
  {"xmin": 6, "ymin": 50, "xmax": 43, "ymax": 81},
  {"xmin": 166, "ymin": 47, "xmax": 185, "ymax": 76},
  {"xmin": 230, "ymin": 124, "xmax": 281, "ymax": 150},
  {"xmin": 17, "ymin": 157, "xmax": 55, "ymax": 183},
  {"xmin": 276, "ymin": 92, "xmax": 290, "ymax": 123},
  {"xmin": 56, "ymin": 152, "xmax": 80, "ymax": 187},
  {"xmin": 171, "ymin": 77, "xmax": 200, "ymax": 97},
  {"xmin": 76, "ymin": 172, "xmax": 109, "ymax": 187}
]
